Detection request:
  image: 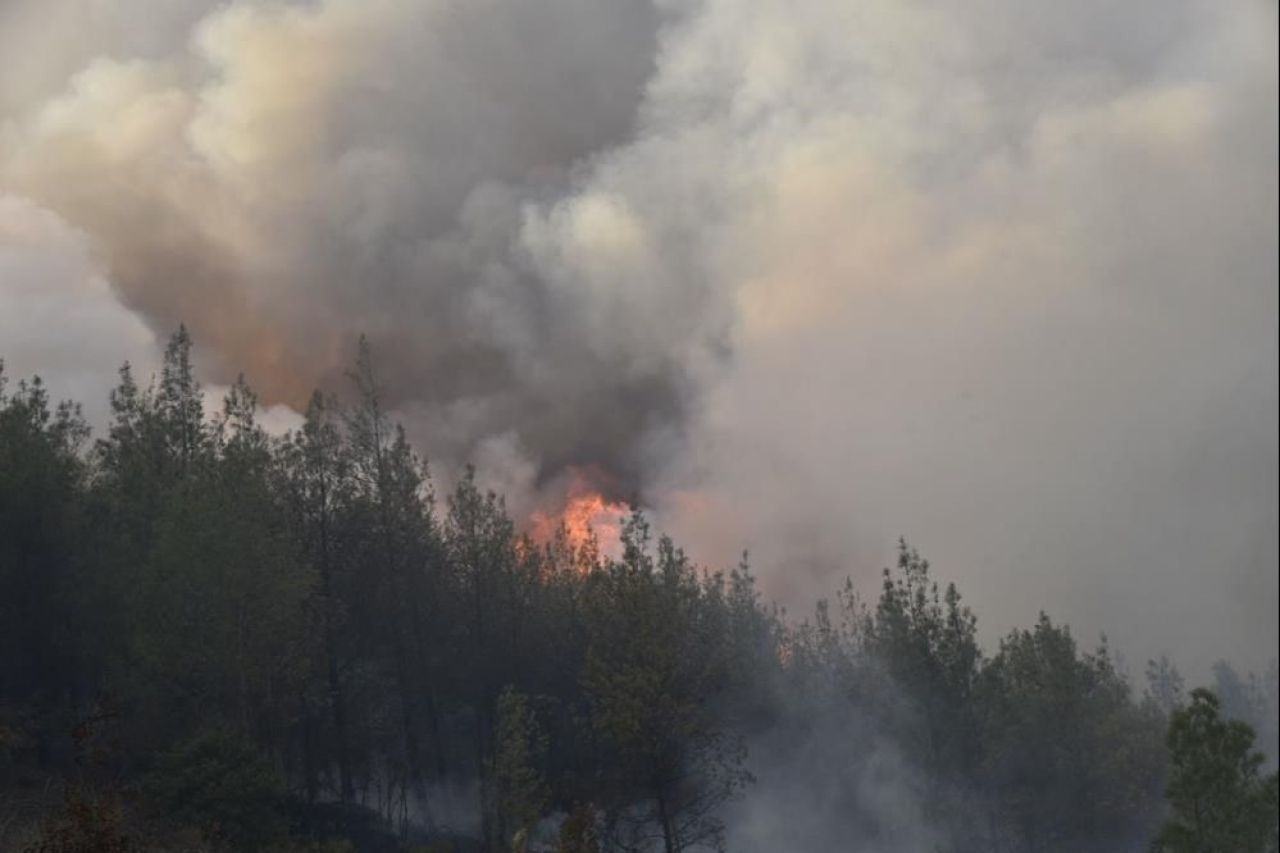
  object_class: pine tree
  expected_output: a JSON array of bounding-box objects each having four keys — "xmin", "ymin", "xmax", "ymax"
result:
[
  {"xmin": 0, "ymin": 366, "xmax": 91, "ymax": 762},
  {"xmin": 284, "ymin": 391, "xmax": 357, "ymax": 805},
  {"xmin": 582, "ymin": 516, "xmax": 750, "ymax": 852},
  {"xmin": 1152, "ymin": 688, "xmax": 1279, "ymax": 853},
  {"xmin": 490, "ymin": 686, "xmax": 549, "ymax": 847}
]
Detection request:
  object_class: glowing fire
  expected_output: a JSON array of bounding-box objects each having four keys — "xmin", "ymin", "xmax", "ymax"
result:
[{"xmin": 526, "ymin": 473, "xmax": 630, "ymax": 561}]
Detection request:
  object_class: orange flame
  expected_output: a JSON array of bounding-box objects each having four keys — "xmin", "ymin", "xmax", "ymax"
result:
[{"xmin": 526, "ymin": 472, "xmax": 630, "ymax": 562}]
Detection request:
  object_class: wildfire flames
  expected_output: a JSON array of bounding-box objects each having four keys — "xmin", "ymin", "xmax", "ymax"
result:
[{"xmin": 526, "ymin": 470, "xmax": 630, "ymax": 560}]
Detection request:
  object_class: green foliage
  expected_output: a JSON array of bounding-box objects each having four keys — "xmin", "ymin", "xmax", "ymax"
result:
[
  {"xmin": 489, "ymin": 687, "xmax": 549, "ymax": 846},
  {"xmin": 0, "ymin": 366, "xmax": 92, "ymax": 745},
  {"xmin": 0, "ymin": 330, "xmax": 1240, "ymax": 852},
  {"xmin": 145, "ymin": 728, "xmax": 289, "ymax": 849},
  {"xmin": 582, "ymin": 517, "xmax": 752, "ymax": 852},
  {"xmin": 868, "ymin": 541, "xmax": 982, "ymax": 776},
  {"xmin": 979, "ymin": 614, "xmax": 1166, "ymax": 849},
  {"xmin": 1152, "ymin": 688, "xmax": 1279, "ymax": 853}
]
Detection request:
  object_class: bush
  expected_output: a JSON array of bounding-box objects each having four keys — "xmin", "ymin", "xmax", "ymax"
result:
[
  {"xmin": 22, "ymin": 788, "xmax": 132, "ymax": 853},
  {"xmin": 144, "ymin": 729, "xmax": 288, "ymax": 849}
]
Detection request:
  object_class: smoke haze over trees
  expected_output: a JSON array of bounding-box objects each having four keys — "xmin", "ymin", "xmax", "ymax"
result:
[{"xmin": 0, "ymin": 338, "xmax": 1276, "ymax": 850}]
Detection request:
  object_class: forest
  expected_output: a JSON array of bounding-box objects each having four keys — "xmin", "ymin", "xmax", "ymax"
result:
[{"xmin": 1, "ymin": 329, "xmax": 1276, "ymax": 852}]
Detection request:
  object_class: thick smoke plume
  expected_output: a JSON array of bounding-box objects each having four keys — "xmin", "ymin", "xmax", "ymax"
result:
[
  {"xmin": 1, "ymin": 0, "xmax": 1276, "ymax": 674},
  {"xmin": 1, "ymin": 0, "xmax": 674, "ymax": 496}
]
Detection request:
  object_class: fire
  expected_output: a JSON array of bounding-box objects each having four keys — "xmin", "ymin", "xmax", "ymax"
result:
[
  {"xmin": 562, "ymin": 491, "xmax": 628, "ymax": 555},
  {"xmin": 526, "ymin": 471, "xmax": 630, "ymax": 561}
]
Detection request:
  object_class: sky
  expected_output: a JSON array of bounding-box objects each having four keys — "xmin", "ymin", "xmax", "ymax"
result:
[{"xmin": 1, "ymin": 0, "xmax": 1276, "ymax": 678}]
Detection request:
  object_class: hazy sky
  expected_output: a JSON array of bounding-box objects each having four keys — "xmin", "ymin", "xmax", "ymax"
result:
[{"xmin": 1, "ymin": 0, "xmax": 1275, "ymax": 677}]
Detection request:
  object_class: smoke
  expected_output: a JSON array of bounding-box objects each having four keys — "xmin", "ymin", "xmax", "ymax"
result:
[
  {"xmin": 1, "ymin": 0, "xmax": 1276, "ymax": 674},
  {"xmin": 1, "ymin": 0, "xmax": 670, "ymax": 492},
  {"xmin": 0, "ymin": 194, "xmax": 157, "ymax": 427},
  {"xmin": 726, "ymin": 705, "xmax": 949, "ymax": 852}
]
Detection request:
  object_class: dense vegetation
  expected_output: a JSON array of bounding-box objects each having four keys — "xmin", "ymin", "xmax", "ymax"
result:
[{"xmin": 1, "ymin": 329, "xmax": 1276, "ymax": 852}]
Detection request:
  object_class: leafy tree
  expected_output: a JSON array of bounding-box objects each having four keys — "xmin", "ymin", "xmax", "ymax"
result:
[
  {"xmin": 979, "ymin": 614, "xmax": 1167, "ymax": 851},
  {"xmin": 281, "ymin": 391, "xmax": 358, "ymax": 805},
  {"xmin": 864, "ymin": 540, "xmax": 983, "ymax": 839},
  {"xmin": 490, "ymin": 686, "xmax": 549, "ymax": 847},
  {"xmin": 868, "ymin": 541, "xmax": 982, "ymax": 770},
  {"xmin": 582, "ymin": 516, "xmax": 751, "ymax": 852},
  {"xmin": 145, "ymin": 728, "xmax": 289, "ymax": 849},
  {"xmin": 444, "ymin": 466, "xmax": 563, "ymax": 848},
  {"xmin": 127, "ymin": 376, "xmax": 310, "ymax": 756},
  {"xmin": 344, "ymin": 340, "xmax": 445, "ymax": 804},
  {"xmin": 93, "ymin": 330, "xmax": 214, "ymax": 733},
  {"xmin": 0, "ymin": 366, "xmax": 92, "ymax": 764},
  {"xmin": 155, "ymin": 326, "xmax": 208, "ymax": 477},
  {"xmin": 0, "ymin": 329, "xmax": 1216, "ymax": 851},
  {"xmin": 1152, "ymin": 688, "xmax": 1279, "ymax": 853}
]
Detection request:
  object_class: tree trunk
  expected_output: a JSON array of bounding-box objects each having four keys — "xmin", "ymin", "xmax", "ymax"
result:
[
  {"xmin": 477, "ymin": 705, "xmax": 496, "ymax": 852},
  {"xmin": 393, "ymin": 633, "xmax": 427, "ymax": 799},
  {"xmin": 657, "ymin": 793, "xmax": 677, "ymax": 853},
  {"xmin": 301, "ymin": 696, "xmax": 320, "ymax": 805},
  {"xmin": 318, "ymin": 505, "xmax": 354, "ymax": 804}
]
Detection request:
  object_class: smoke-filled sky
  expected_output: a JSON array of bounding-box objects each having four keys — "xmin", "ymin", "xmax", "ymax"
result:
[{"xmin": 1, "ymin": 0, "xmax": 1276, "ymax": 676}]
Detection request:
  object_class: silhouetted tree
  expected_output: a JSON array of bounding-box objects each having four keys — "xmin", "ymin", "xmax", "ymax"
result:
[{"xmin": 0, "ymin": 329, "xmax": 1228, "ymax": 852}]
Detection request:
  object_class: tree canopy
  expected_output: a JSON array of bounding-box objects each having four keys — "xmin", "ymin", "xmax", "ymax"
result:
[
  {"xmin": 1152, "ymin": 688, "xmax": 1278, "ymax": 853},
  {"xmin": 1, "ymin": 334, "xmax": 1276, "ymax": 852}
]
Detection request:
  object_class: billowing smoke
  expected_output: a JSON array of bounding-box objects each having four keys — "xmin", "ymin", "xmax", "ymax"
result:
[
  {"xmin": 1, "ymin": 0, "xmax": 674, "ymax": 495},
  {"xmin": 1, "ymin": 0, "xmax": 1276, "ymax": 675}
]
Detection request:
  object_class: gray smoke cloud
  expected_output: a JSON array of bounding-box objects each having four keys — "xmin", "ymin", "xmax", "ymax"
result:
[
  {"xmin": 1, "ymin": 0, "xmax": 1276, "ymax": 675},
  {"xmin": 726, "ymin": 706, "xmax": 950, "ymax": 852},
  {"xmin": 1, "ymin": 0, "xmax": 671, "ymax": 494}
]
